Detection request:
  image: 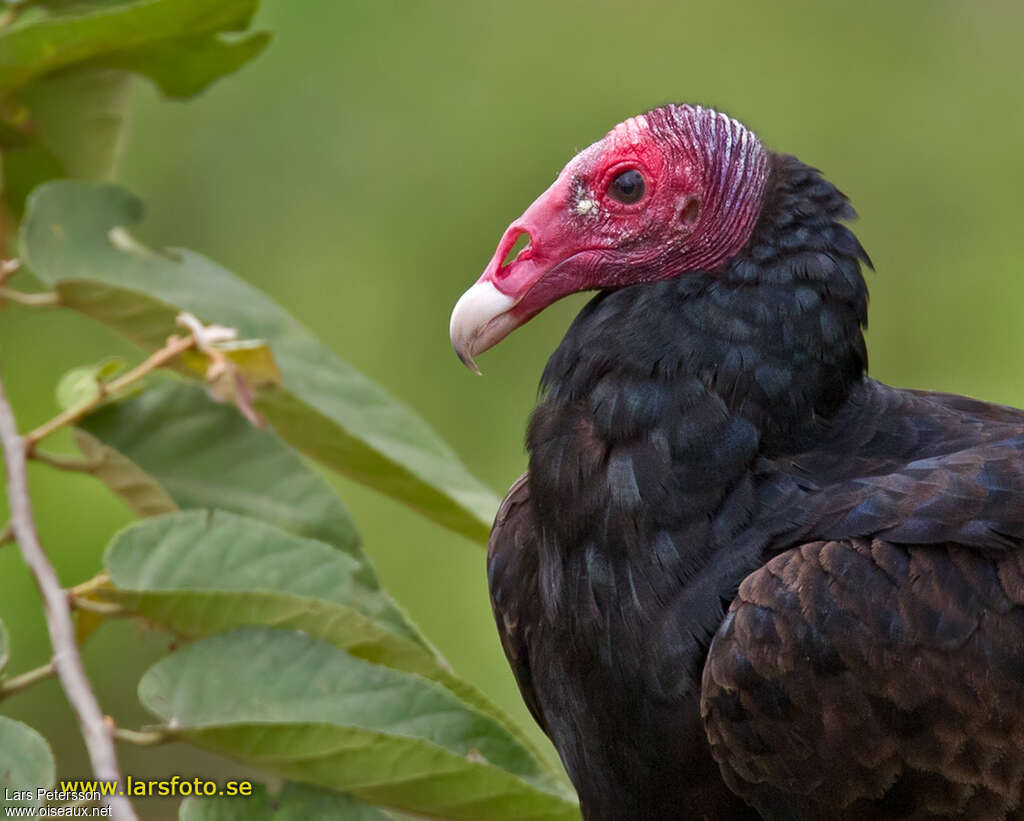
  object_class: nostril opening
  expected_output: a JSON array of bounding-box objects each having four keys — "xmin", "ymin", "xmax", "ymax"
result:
[{"xmin": 499, "ymin": 230, "xmax": 532, "ymax": 272}]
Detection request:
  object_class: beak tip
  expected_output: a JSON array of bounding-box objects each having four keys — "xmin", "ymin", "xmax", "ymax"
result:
[
  {"xmin": 454, "ymin": 346, "xmax": 483, "ymax": 375},
  {"xmin": 449, "ymin": 280, "xmax": 518, "ymax": 376}
]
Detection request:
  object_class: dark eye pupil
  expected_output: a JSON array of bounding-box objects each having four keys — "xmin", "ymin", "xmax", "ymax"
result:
[{"xmin": 609, "ymin": 169, "xmax": 645, "ymax": 203}]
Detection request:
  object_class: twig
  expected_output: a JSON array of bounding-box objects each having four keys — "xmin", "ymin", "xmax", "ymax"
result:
[
  {"xmin": 0, "ymin": 376, "xmax": 138, "ymax": 821},
  {"xmin": 0, "ymin": 660, "xmax": 56, "ymax": 699},
  {"xmin": 29, "ymin": 449, "xmax": 98, "ymax": 473},
  {"xmin": 0, "ymin": 287, "xmax": 60, "ymax": 307},
  {"xmin": 70, "ymin": 596, "xmax": 124, "ymax": 616},
  {"xmin": 71, "ymin": 572, "xmax": 111, "ymax": 598},
  {"xmin": 176, "ymin": 311, "xmax": 267, "ymax": 427},
  {"xmin": 0, "ymin": 520, "xmax": 12, "ymax": 546},
  {"xmin": 112, "ymin": 726, "xmax": 171, "ymax": 747},
  {"xmin": 25, "ymin": 333, "xmax": 197, "ymax": 449}
]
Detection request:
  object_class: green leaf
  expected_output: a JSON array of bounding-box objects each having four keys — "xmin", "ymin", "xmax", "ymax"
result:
[
  {"xmin": 180, "ymin": 340, "xmax": 282, "ymax": 389},
  {"xmin": 0, "ymin": 0, "xmax": 270, "ymax": 212},
  {"xmin": 77, "ymin": 378, "xmax": 363, "ymax": 579},
  {"xmin": 105, "ymin": 509, "xmax": 421, "ymax": 646},
  {"xmin": 0, "ymin": 67, "xmax": 129, "ymax": 215},
  {"xmin": 15, "ymin": 67, "xmax": 133, "ymax": 180},
  {"xmin": 0, "ymin": 716, "xmax": 55, "ymax": 811},
  {"xmin": 76, "ymin": 429, "xmax": 179, "ymax": 519},
  {"xmin": 0, "ymin": 0, "xmax": 269, "ymax": 97},
  {"xmin": 100, "ymin": 508, "xmax": 558, "ymax": 780},
  {"xmin": 98, "ymin": 30, "xmax": 272, "ymax": 99},
  {"xmin": 55, "ymin": 356, "xmax": 125, "ymax": 409},
  {"xmin": 0, "ymin": 138, "xmax": 65, "ymax": 218},
  {"xmin": 142, "ymin": 629, "xmax": 580, "ymax": 821},
  {"xmin": 75, "ymin": 605, "xmax": 107, "ymax": 647},
  {"xmin": 81, "ymin": 386, "xmax": 555, "ymax": 775},
  {"xmin": 0, "ymin": 0, "xmax": 269, "ymax": 213},
  {"xmin": 23, "ymin": 181, "xmax": 499, "ymax": 543},
  {"xmin": 180, "ymin": 782, "xmax": 395, "ymax": 821},
  {"xmin": 0, "ymin": 616, "xmax": 8, "ymax": 672}
]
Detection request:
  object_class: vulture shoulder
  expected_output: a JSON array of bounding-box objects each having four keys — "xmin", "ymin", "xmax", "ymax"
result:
[
  {"xmin": 703, "ymin": 386, "xmax": 1024, "ymax": 820},
  {"xmin": 702, "ymin": 537, "xmax": 1024, "ymax": 820}
]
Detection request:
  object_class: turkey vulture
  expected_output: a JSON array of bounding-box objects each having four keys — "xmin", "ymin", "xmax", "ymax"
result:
[{"xmin": 449, "ymin": 104, "xmax": 1024, "ymax": 821}]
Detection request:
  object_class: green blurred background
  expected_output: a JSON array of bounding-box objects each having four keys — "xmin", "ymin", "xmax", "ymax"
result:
[{"xmin": 2, "ymin": 1, "xmax": 1024, "ymax": 817}]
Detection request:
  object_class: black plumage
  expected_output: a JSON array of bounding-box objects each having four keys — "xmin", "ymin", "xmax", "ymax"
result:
[{"xmin": 487, "ymin": 152, "xmax": 1024, "ymax": 819}]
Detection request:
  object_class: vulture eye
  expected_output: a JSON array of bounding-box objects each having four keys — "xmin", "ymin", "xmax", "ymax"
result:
[{"xmin": 607, "ymin": 169, "xmax": 645, "ymax": 204}]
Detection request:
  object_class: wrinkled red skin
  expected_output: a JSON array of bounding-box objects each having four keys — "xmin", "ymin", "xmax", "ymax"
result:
[{"xmin": 479, "ymin": 105, "xmax": 771, "ymax": 329}]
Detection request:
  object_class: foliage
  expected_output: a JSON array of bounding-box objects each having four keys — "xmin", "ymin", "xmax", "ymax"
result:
[
  {"xmin": 0, "ymin": 715, "xmax": 55, "ymax": 812},
  {"xmin": 0, "ymin": 0, "xmax": 271, "ymax": 217},
  {"xmin": 0, "ymin": 2, "xmax": 576, "ymax": 819},
  {"xmin": 179, "ymin": 783, "xmax": 395, "ymax": 821},
  {"xmin": 21, "ymin": 181, "xmax": 498, "ymax": 541}
]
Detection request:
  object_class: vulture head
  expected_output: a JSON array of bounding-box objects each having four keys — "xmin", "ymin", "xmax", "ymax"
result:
[{"xmin": 450, "ymin": 104, "xmax": 772, "ymax": 372}]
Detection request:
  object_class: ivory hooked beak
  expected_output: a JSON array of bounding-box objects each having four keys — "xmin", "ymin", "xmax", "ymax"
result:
[
  {"xmin": 449, "ymin": 281, "xmax": 518, "ymax": 374},
  {"xmin": 450, "ymin": 171, "xmax": 577, "ymax": 373}
]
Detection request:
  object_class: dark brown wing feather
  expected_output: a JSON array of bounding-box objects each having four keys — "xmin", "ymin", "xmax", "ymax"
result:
[
  {"xmin": 702, "ymin": 388, "xmax": 1024, "ymax": 819},
  {"xmin": 702, "ymin": 537, "xmax": 1024, "ymax": 820},
  {"xmin": 757, "ymin": 382, "xmax": 1024, "ymax": 551},
  {"xmin": 487, "ymin": 472, "xmax": 549, "ymax": 734}
]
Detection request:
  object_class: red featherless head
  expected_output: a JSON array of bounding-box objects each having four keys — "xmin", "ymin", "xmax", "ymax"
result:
[{"xmin": 450, "ymin": 104, "xmax": 771, "ymax": 372}]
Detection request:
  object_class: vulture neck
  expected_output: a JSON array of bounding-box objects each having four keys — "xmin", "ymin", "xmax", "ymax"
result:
[{"xmin": 528, "ymin": 153, "xmax": 871, "ymax": 620}]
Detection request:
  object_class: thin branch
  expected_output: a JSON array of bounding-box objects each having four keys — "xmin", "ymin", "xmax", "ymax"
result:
[
  {"xmin": 70, "ymin": 596, "xmax": 124, "ymax": 616},
  {"xmin": 71, "ymin": 572, "xmax": 111, "ymax": 598},
  {"xmin": 29, "ymin": 449, "xmax": 98, "ymax": 473},
  {"xmin": 0, "ymin": 660, "xmax": 56, "ymax": 699},
  {"xmin": 0, "ymin": 287, "xmax": 60, "ymax": 307},
  {"xmin": 112, "ymin": 726, "xmax": 171, "ymax": 747},
  {"xmin": 25, "ymin": 333, "xmax": 197, "ymax": 449},
  {"xmin": 0, "ymin": 376, "xmax": 138, "ymax": 821},
  {"xmin": 0, "ymin": 520, "xmax": 12, "ymax": 546}
]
